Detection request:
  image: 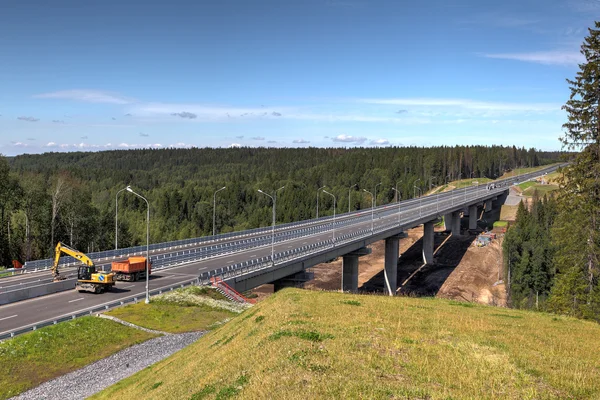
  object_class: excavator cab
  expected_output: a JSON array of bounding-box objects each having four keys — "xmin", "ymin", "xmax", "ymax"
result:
[{"xmin": 77, "ymin": 266, "xmax": 95, "ymax": 281}]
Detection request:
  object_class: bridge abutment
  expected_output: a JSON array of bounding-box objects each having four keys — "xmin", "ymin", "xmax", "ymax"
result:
[{"xmin": 422, "ymin": 221, "xmax": 435, "ymax": 265}]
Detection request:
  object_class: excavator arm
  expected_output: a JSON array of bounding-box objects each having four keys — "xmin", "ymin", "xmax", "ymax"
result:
[{"xmin": 51, "ymin": 242, "xmax": 94, "ymax": 281}]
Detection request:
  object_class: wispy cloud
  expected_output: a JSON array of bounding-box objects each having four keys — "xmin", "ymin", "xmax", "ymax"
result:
[
  {"xmin": 332, "ymin": 134, "xmax": 367, "ymax": 144},
  {"xmin": 251, "ymin": 136, "xmax": 265, "ymax": 141},
  {"xmin": 139, "ymin": 132, "xmax": 149, "ymax": 137},
  {"xmin": 171, "ymin": 111, "xmax": 197, "ymax": 119},
  {"xmin": 482, "ymin": 50, "xmax": 584, "ymax": 66},
  {"xmin": 235, "ymin": 135, "xmax": 244, "ymax": 139},
  {"xmin": 358, "ymin": 97, "xmax": 560, "ymax": 112},
  {"xmin": 81, "ymin": 136, "xmax": 88, "ymax": 139},
  {"xmin": 396, "ymin": 109, "xmax": 407, "ymax": 114},
  {"xmin": 271, "ymin": 112, "xmax": 282, "ymax": 117},
  {"xmin": 17, "ymin": 116, "xmax": 39, "ymax": 122},
  {"xmin": 34, "ymin": 89, "xmax": 134, "ymax": 104},
  {"xmin": 52, "ymin": 120, "xmax": 65, "ymax": 124},
  {"xmin": 292, "ymin": 139, "xmax": 310, "ymax": 144},
  {"xmin": 267, "ymin": 140, "xmax": 277, "ymax": 143},
  {"xmin": 27, "ymin": 138, "xmax": 35, "ymax": 141}
]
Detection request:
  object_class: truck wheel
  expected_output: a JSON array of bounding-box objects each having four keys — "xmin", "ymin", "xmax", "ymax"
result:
[{"xmin": 94, "ymin": 286, "xmax": 101, "ymax": 294}]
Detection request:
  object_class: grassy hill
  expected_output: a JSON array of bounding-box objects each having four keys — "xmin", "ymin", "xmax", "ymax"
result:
[{"xmin": 93, "ymin": 289, "xmax": 600, "ymax": 400}]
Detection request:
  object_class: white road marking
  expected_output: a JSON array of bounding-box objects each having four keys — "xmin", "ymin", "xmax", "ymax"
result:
[
  {"xmin": 0, "ymin": 315, "xmax": 17, "ymax": 321},
  {"xmin": 122, "ymin": 285, "xmax": 136, "ymax": 289},
  {"xmin": 68, "ymin": 298, "xmax": 85, "ymax": 303},
  {"xmin": 227, "ymin": 260, "xmax": 234, "ymax": 263},
  {"xmin": 250, "ymin": 255, "xmax": 257, "ymax": 257}
]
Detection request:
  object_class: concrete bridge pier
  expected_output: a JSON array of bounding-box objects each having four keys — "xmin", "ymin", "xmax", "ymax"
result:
[
  {"xmin": 443, "ymin": 213, "xmax": 453, "ymax": 232},
  {"xmin": 422, "ymin": 221, "xmax": 435, "ymax": 265},
  {"xmin": 342, "ymin": 247, "xmax": 371, "ymax": 292},
  {"xmin": 451, "ymin": 211, "xmax": 461, "ymax": 236},
  {"xmin": 384, "ymin": 235, "xmax": 402, "ymax": 296},
  {"xmin": 468, "ymin": 205, "xmax": 478, "ymax": 230},
  {"xmin": 485, "ymin": 199, "xmax": 493, "ymax": 212}
]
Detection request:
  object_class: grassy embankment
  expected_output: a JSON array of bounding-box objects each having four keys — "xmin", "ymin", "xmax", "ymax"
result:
[
  {"xmin": 0, "ymin": 317, "xmax": 157, "ymax": 399},
  {"xmin": 94, "ymin": 288, "xmax": 600, "ymax": 400},
  {"xmin": 105, "ymin": 286, "xmax": 243, "ymax": 333},
  {"xmin": 0, "ymin": 286, "xmax": 242, "ymax": 399}
]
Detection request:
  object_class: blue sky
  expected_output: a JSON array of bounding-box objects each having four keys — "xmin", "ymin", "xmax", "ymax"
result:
[{"xmin": 0, "ymin": 0, "xmax": 596, "ymax": 155}]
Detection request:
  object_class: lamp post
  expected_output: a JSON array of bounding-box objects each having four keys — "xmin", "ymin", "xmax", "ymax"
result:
[
  {"xmin": 212, "ymin": 186, "xmax": 226, "ymax": 236},
  {"xmin": 395, "ymin": 180, "xmax": 402, "ymax": 202},
  {"xmin": 414, "ymin": 178, "xmax": 421, "ymax": 199},
  {"xmin": 322, "ymin": 190, "xmax": 336, "ymax": 243},
  {"xmin": 115, "ymin": 187, "xmax": 127, "ymax": 250},
  {"xmin": 363, "ymin": 189, "xmax": 374, "ymax": 233},
  {"xmin": 126, "ymin": 186, "xmax": 150, "ymax": 304},
  {"xmin": 374, "ymin": 182, "xmax": 382, "ymax": 207},
  {"xmin": 473, "ymin": 181, "xmax": 478, "ymax": 200},
  {"xmin": 258, "ymin": 186, "xmax": 284, "ymax": 264},
  {"xmin": 316, "ymin": 185, "xmax": 326, "ymax": 219},
  {"xmin": 414, "ymin": 186, "xmax": 422, "ymax": 217},
  {"xmin": 392, "ymin": 187, "xmax": 401, "ymax": 224},
  {"xmin": 348, "ymin": 184, "xmax": 357, "ymax": 213}
]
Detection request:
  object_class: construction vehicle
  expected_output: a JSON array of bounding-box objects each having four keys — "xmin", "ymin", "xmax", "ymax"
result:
[
  {"xmin": 111, "ymin": 256, "xmax": 151, "ymax": 281},
  {"xmin": 52, "ymin": 242, "xmax": 116, "ymax": 293}
]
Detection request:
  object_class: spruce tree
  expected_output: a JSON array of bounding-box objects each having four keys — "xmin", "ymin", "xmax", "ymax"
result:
[{"xmin": 550, "ymin": 21, "xmax": 600, "ymax": 319}]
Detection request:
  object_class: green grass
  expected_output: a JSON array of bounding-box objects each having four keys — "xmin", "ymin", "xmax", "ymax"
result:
[
  {"xmin": 451, "ymin": 177, "xmax": 492, "ymax": 189},
  {"xmin": 105, "ymin": 286, "xmax": 238, "ymax": 333},
  {"xmin": 518, "ymin": 181, "xmax": 537, "ymax": 190},
  {"xmin": 522, "ymin": 184, "xmax": 559, "ymax": 197},
  {"xmin": 92, "ymin": 289, "xmax": 600, "ymax": 400},
  {"xmin": 493, "ymin": 221, "xmax": 508, "ymax": 228},
  {"xmin": 0, "ymin": 316, "xmax": 156, "ymax": 400}
]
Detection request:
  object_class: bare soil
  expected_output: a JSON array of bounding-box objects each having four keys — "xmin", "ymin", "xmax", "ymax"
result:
[{"xmin": 253, "ymin": 206, "xmax": 508, "ymax": 307}]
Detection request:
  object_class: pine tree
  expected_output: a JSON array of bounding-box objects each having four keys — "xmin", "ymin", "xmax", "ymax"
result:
[{"xmin": 550, "ymin": 21, "xmax": 600, "ymax": 320}]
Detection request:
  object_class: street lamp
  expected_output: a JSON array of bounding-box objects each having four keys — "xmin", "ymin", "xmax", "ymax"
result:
[
  {"xmin": 348, "ymin": 184, "xmax": 357, "ymax": 213},
  {"xmin": 391, "ymin": 187, "xmax": 401, "ymax": 224},
  {"xmin": 363, "ymin": 189, "xmax": 374, "ymax": 233},
  {"xmin": 115, "ymin": 187, "xmax": 127, "ymax": 250},
  {"xmin": 126, "ymin": 185, "xmax": 150, "ymax": 304},
  {"xmin": 395, "ymin": 180, "xmax": 402, "ymax": 202},
  {"xmin": 414, "ymin": 186, "xmax": 422, "ymax": 217},
  {"xmin": 414, "ymin": 179, "xmax": 421, "ymax": 199},
  {"xmin": 212, "ymin": 186, "xmax": 226, "ymax": 236},
  {"xmin": 374, "ymin": 182, "xmax": 382, "ymax": 207},
  {"xmin": 258, "ymin": 186, "xmax": 285, "ymax": 264},
  {"xmin": 322, "ymin": 190, "xmax": 336, "ymax": 243},
  {"xmin": 316, "ymin": 185, "xmax": 327, "ymax": 219}
]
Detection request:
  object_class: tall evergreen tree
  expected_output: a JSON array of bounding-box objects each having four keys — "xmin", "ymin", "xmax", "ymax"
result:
[{"xmin": 549, "ymin": 22, "xmax": 600, "ymax": 319}]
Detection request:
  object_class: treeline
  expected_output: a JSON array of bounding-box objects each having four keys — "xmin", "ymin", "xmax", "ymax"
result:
[
  {"xmin": 504, "ymin": 22, "xmax": 600, "ymax": 322},
  {"xmin": 503, "ymin": 194, "xmax": 557, "ymax": 309},
  {"xmin": 0, "ymin": 145, "xmax": 560, "ymax": 266}
]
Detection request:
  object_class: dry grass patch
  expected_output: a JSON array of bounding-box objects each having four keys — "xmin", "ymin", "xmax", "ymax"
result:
[{"xmin": 92, "ymin": 289, "xmax": 600, "ymax": 400}]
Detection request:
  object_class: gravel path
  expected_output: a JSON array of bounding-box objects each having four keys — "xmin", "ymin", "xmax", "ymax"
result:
[
  {"xmin": 504, "ymin": 187, "xmax": 523, "ymax": 206},
  {"xmin": 12, "ymin": 331, "xmax": 204, "ymax": 400}
]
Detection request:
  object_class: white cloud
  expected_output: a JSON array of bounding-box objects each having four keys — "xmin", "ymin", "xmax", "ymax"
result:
[
  {"xmin": 370, "ymin": 138, "xmax": 389, "ymax": 145},
  {"xmin": 45, "ymin": 142, "xmax": 57, "ymax": 147},
  {"xmin": 292, "ymin": 139, "xmax": 310, "ymax": 144},
  {"xmin": 229, "ymin": 143, "xmax": 242, "ymax": 148},
  {"xmin": 482, "ymin": 50, "xmax": 584, "ymax": 66},
  {"xmin": 358, "ymin": 97, "xmax": 559, "ymax": 112},
  {"xmin": 332, "ymin": 134, "xmax": 367, "ymax": 144},
  {"xmin": 34, "ymin": 90, "xmax": 134, "ymax": 104}
]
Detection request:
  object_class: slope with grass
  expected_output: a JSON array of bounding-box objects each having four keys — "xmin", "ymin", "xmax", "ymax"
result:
[
  {"xmin": 0, "ymin": 317, "xmax": 157, "ymax": 399},
  {"xmin": 93, "ymin": 288, "xmax": 600, "ymax": 400}
]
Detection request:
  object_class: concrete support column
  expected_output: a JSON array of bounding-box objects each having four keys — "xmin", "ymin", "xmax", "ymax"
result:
[
  {"xmin": 422, "ymin": 221, "xmax": 435, "ymax": 265},
  {"xmin": 342, "ymin": 254, "xmax": 359, "ymax": 292},
  {"xmin": 469, "ymin": 205, "xmax": 478, "ymax": 230},
  {"xmin": 443, "ymin": 213, "xmax": 453, "ymax": 232},
  {"xmin": 451, "ymin": 211, "xmax": 461, "ymax": 236},
  {"xmin": 384, "ymin": 236, "xmax": 400, "ymax": 296},
  {"xmin": 485, "ymin": 199, "xmax": 493, "ymax": 213}
]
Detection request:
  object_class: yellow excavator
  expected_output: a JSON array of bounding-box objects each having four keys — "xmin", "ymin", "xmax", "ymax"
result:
[{"xmin": 52, "ymin": 242, "xmax": 116, "ymax": 293}]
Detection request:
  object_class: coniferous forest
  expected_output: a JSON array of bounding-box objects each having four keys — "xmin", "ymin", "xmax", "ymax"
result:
[
  {"xmin": 503, "ymin": 22, "xmax": 600, "ymax": 322},
  {"xmin": 0, "ymin": 145, "xmax": 557, "ymax": 266}
]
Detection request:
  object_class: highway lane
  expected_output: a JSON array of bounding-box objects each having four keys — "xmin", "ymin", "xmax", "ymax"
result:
[{"xmin": 0, "ymin": 165, "xmax": 561, "ymax": 335}]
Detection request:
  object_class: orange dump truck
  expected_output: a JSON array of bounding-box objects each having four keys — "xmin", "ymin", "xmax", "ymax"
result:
[{"xmin": 111, "ymin": 257, "xmax": 151, "ymax": 281}]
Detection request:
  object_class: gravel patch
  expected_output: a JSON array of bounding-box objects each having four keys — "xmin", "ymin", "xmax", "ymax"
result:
[{"xmin": 12, "ymin": 331, "xmax": 204, "ymax": 400}]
